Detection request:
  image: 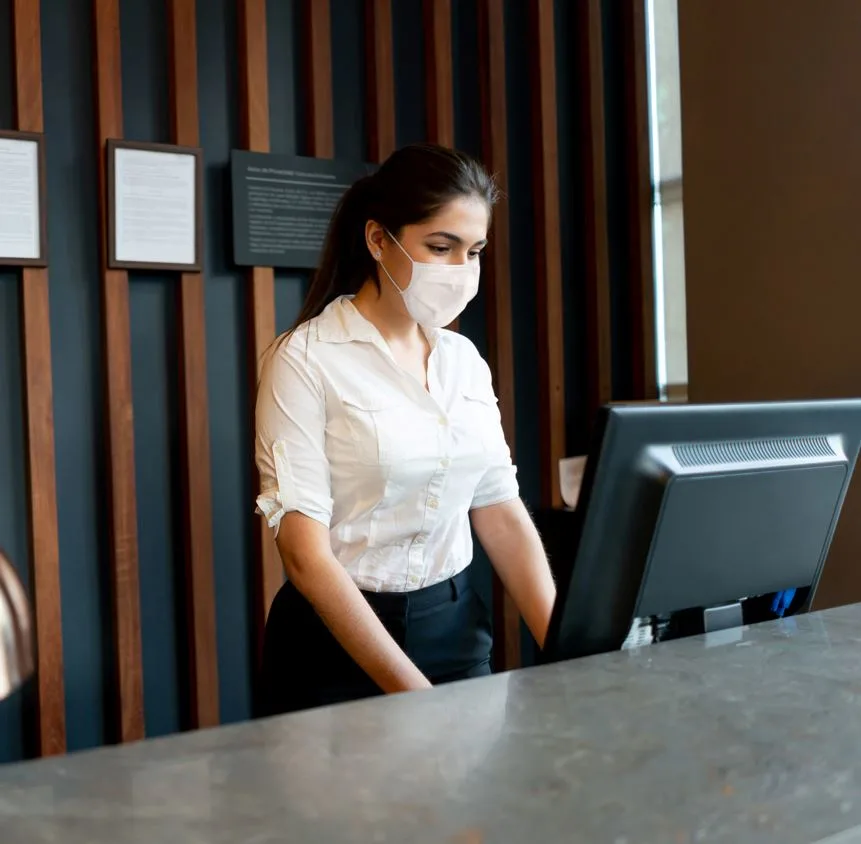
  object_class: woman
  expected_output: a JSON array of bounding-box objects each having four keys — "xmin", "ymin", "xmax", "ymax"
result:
[{"xmin": 255, "ymin": 143, "xmax": 556, "ymax": 715}]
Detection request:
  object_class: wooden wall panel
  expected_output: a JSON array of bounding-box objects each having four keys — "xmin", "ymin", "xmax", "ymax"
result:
[
  {"xmin": 529, "ymin": 0, "xmax": 566, "ymax": 508},
  {"xmin": 92, "ymin": 0, "xmax": 145, "ymax": 744},
  {"xmin": 577, "ymin": 0, "xmax": 612, "ymax": 418},
  {"xmin": 303, "ymin": 0, "xmax": 335, "ymax": 159},
  {"xmin": 365, "ymin": 0, "xmax": 396, "ymax": 162},
  {"xmin": 423, "ymin": 0, "xmax": 454, "ymax": 148},
  {"xmin": 620, "ymin": 0, "xmax": 656, "ymax": 401},
  {"xmin": 238, "ymin": 0, "xmax": 281, "ymax": 660},
  {"xmin": 11, "ymin": 0, "xmax": 66, "ymax": 757},
  {"xmin": 167, "ymin": 0, "xmax": 219, "ymax": 730},
  {"xmin": 679, "ymin": 0, "xmax": 861, "ymax": 609},
  {"xmin": 422, "ymin": 0, "xmax": 458, "ymax": 331},
  {"xmin": 478, "ymin": 0, "xmax": 520, "ymax": 671}
]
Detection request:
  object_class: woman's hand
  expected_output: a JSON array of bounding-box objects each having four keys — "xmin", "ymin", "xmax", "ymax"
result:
[
  {"xmin": 470, "ymin": 498, "xmax": 556, "ymax": 648},
  {"xmin": 276, "ymin": 512, "xmax": 432, "ymax": 694}
]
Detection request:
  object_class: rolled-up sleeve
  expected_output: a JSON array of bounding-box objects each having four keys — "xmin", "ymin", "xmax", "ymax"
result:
[
  {"xmin": 255, "ymin": 334, "xmax": 333, "ymax": 533},
  {"xmin": 469, "ymin": 356, "xmax": 520, "ymax": 510}
]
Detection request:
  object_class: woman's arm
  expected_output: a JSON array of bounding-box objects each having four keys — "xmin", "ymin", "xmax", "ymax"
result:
[
  {"xmin": 276, "ymin": 511, "xmax": 432, "ymax": 694},
  {"xmin": 462, "ymin": 351, "xmax": 555, "ymax": 647},
  {"xmin": 256, "ymin": 334, "xmax": 430, "ymax": 696},
  {"xmin": 470, "ymin": 499, "xmax": 556, "ymax": 648}
]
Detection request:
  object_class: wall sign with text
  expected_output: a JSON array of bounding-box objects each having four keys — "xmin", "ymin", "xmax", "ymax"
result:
[
  {"xmin": 107, "ymin": 140, "xmax": 204, "ymax": 271},
  {"xmin": 230, "ymin": 150, "xmax": 373, "ymax": 269},
  {"xmin": 0, "ymin": 130, "xmax": 48, "ymax": 267}
]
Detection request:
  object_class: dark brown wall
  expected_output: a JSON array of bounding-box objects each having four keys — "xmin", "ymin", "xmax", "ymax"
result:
[{"xmin": 680, "ymin": 0, "xmax": 861, "ymax": 609}]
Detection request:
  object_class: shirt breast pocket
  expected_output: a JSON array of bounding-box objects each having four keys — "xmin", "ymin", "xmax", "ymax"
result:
[
  {"xmin": 458, "ymin": 387, "xmax": 500, "ymax": 455},
  {"xmin": 341, "ymin": 392, "xmax": 421, "ymax": 466}
]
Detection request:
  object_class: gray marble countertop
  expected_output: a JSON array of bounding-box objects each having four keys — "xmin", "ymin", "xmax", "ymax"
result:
[{"xmin": 4, "ymin": 607, "xmax": 861, "ymax": 843}]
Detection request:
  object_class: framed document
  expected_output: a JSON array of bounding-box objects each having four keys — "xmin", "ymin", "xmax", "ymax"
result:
[
  {"xmin": 107, "ymin": 140, "xmax": 203, "ymax": 271},
  {"xmin": 0, "ymin": 130, "xmax": 48, "ymax": 267},
  {"xmin": 230, "ymin": 150, "xmax": 373, "ymax": 269}
]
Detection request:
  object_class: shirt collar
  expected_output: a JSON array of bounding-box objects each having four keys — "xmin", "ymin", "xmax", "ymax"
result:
[
  {"xmin": 315, "ymin": 296, "xmax": 442, "ymax": 349},
  {"xmin": 314, "ymin": 296, "xmax": 378, "ymax": 344}
]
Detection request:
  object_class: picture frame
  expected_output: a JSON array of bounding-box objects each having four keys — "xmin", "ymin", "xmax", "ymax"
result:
[
  {"xmin": 106, "ymin": 139, "xmax": 204, "ymax": 271},
  {"xmin": 0, "ymin": 130, "xmax": 48, "ymax": 268}
]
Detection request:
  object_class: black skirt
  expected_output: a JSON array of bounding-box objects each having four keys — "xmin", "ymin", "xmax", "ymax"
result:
[{"xmin": 259, "ymin": 567, "xmax": 493, "ymax": 716}]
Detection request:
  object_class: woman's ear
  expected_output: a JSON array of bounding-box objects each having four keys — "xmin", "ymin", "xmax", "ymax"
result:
[{"xmin": 365, "ymin": 220, "xmax": 386, "ymax": 260}]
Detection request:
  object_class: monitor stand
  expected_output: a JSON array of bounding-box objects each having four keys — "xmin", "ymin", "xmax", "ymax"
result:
[{"xmin": 703, "ymin": 601, "xmax": 744, "ymax": 634}]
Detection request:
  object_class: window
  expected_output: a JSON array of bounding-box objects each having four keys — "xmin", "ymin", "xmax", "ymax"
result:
[{"xmin": 646, "ymin": 0, "xmax": 687, "ymax": 399}]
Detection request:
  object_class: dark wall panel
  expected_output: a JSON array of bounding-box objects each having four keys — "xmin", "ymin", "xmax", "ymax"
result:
[
  {"xmin": 0, "ymin": 0, "xmax": 637, "ymax": 762},
  {"xmin": 0, "ymin": 277, "xmax": 27, "ymax": 762},
  {"xmin": 332, "ymin": 0, "xmax": 366, "ymax": 162},
  {"xmin": 0, "ymin": 0, "xmax": 26, "ymax": 766},
  {"xmin": 268, "ymin": 1, "xmax": 309, "ymax": 335},
  {"xmin": 197, "ymin": 0, "xmax": 254, "ymax": 728},
  {"xmin": 120, "ymin": 0, "xmax": 183, "ymax": 740},
  {"xmin": 600, "ymin": 0, "xmax": 634, "ymax": 404},
  {"xmin": 392, "ymin": 0, "xmax": 426, "ymax": 147},
  {"xmin": 452, "ymin": 0, "xmax": 486, "ymax": 355},
  {"xmin": 274, "ymin": 276, "xmax": 307, "ymax": 335},
  {"xmin": 450, "ymin": 0, "xmax": 491, "ymax": 616},
  {"xmin": 131, "ymin": 280, "xmax": 183, "ymax": 738},
  {"xmin": 451, "ymin": 2, "xmax": 481, "ymax": 161},
  {"xmin": 503, "ymin": 0, "xmax": 540, "ymax": 508},
  {"xmin": 555, "ymin": 0, "xmax": 589, "ymax": 456},
  {"xmin": 42, "ymin": 0, "xmax": 106, "ymax": 754},
  {"xmin": 120, "ymin": 0, "xmax": 169, "ymax": 144},
  {"xmin": 266, "ymin": 0, "xmax": 299, "ymax": 155}
]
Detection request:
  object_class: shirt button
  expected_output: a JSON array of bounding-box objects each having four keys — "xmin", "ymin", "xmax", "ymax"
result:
[
  {"xmin": 440, "ymin": 458, "xmax": 450, "ymax": 468},
  {"xmin": 408, "ymin": 575, "xmax": 420, "ymax": 586},
  {"xmin": 438, "ymin": 416, "xmax": 448, "ymax": 426},
  {"xmin": 415, "ymin": 534, "xmax": 426, "ymax": 545},
  {"xmin": 428, "ymin": 497, "xmax": 439, "ymax": 510}
]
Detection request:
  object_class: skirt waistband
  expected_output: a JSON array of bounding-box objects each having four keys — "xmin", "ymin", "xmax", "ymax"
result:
[{"xmin": 361, "ymin": 567, "xmax": 471, "ymax": 614}]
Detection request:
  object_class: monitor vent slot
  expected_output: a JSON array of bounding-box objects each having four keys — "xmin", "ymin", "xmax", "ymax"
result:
[{"xmin": 673, "ymin": 435, "xmax": 836, "ymax": 468}]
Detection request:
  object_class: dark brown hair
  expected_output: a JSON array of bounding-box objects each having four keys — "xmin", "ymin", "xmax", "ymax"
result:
[{"xmin": 290, "ymin": 143, "xmax": 498, "ymax": 329}]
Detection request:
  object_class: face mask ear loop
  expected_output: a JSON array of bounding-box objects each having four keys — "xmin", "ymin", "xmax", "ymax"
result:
[
  {"xmin": 377, "ymin": 258, "xmax": 403, "ymax": 295},
  {"xmin": 380, "ymin": 227, "xmax": 418, "ymax": 293},
  {"xmin": 383, "ymin": 227, "xmax": 415, "ymax": 263}
]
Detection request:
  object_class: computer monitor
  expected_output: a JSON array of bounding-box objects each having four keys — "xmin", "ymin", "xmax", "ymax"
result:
[{"xmin": 540, "ymin": 399, "xmax": 861, "ymax": 664}]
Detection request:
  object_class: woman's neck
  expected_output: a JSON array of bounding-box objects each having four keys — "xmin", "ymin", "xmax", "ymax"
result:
[{"xmin": 352, "ymin": 280, "xmax": 423, "ymax": 346}]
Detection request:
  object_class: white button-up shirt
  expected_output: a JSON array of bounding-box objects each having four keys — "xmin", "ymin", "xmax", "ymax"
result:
[{"xmin": 255, "ymin": 296, "xmax": 519, "ymax": 592}]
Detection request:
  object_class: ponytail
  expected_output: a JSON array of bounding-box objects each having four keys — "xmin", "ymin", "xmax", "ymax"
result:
[{"xmin": 289, "ymin": 175, "xmax": 378, "ymax": 330}]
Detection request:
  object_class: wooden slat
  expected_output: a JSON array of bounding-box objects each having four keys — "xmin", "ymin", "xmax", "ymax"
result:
[
  {"xmin": 621, "ymin": 0, "xmax": 657, "ymax": 400},
  {"xmin": 167, "ymin": 0, "xmax": 219, "ymax": 730},
  {"xmin": 365, "ymin": 0, "xmax": 396, "ymax": 162},
  {"xmin": 477, "ymin": 1, "xmax": 514, "ymax": 451},
  {"xmin": 578, "ymin": 0, "xmax": 613, "ymax": 418},
  {"xmin": 303, "ymin": 0, "xmax": 334, "ymax": 158},
  {"xmin": 11, "ymin": 0, "xmax": 66, "ymax": 756},
  {"xmin": 529, "ymin": 0, "xmax": 566, "ymax": 509},
  {"xmin": 423, "ymin": 0, "xmax": 454, "ymax": 147},
  {"xmin": 422, "ymin": 0, "xmax": 458, "ymax": 331},
  {"xmin": 238, "ymin": 0, "xmax": 281, "ymax": 660},
  {"xmin": 11, "ymin": 1, "xmax": 41, "ymax": 134},
  {"xmin": 92, "ymin": 0, "xmax": 145, "ymax": 744},
  {"xmin": 478, "ymin": 0, "xmax": 520, "ymax": 672}
]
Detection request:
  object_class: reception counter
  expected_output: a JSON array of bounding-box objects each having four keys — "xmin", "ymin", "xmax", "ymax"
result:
[{"xmin": 3, "ymin": 606, "xmax": 861, "ymax": 843}]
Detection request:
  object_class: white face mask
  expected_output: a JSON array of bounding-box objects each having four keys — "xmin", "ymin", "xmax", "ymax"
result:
[{"xmin": 376, "ymin": 230, "xmax": 480, "ymax": 328}]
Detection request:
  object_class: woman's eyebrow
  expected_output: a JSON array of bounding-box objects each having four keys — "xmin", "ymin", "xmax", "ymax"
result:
[
  {"xmin": 425, "ymin": 231, "xmax": 488, "ymax": 247},
  {"xmin": 425, "ymin": 231, "xmax": 463, "ymax": 244}
]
